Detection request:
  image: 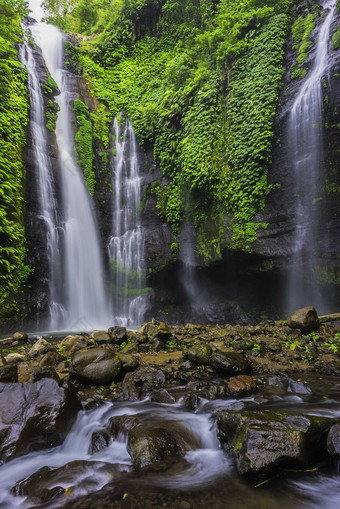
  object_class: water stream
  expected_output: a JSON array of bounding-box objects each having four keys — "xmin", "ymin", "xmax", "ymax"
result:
[
  {"xmin": 108, "ymin": 117, "xmax": 148, "ymax": 326},
  {"xmin": 287, "ymin": 0, "xmax": 336, "ymax": 314},
  {"xmin": 24, "ymin": 2, "xmax": 112, "ymax": 331}
]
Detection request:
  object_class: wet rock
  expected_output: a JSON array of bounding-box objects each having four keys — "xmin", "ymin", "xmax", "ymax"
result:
[
  {"xmin": 151, "ymin": 339, "xmax": 167, "ymax": 351},
  {"xmin": 13, "ymin": 460, "xmax": 122, "ymax": 505},
  {"xmin": 210, "ymin": 351, "xmax": 250, "ymax": 375},
  {"xmin": 137, "ymin": 321, "xmax": 171, "ymax": 341},
  {"xmin": 127, "ymin": 421, "xmax": 200, "ymax": 470},
  {"xmin": 137, "ymin": 322, "xmax": 159, "ymax": 338},
  {"xmin": 58, "ymin": 335, "xmax": 91, "ymax": 358},
  {"xmin": 12, "ymin": 332, "xmax": 28, "ymax": 343},
  {"xmin": 181, "ymin": 392, "xmax": 200, "ymax": 411},
  {"xmin": 122, "ymin": 367, "xmax": 165, "ymax": 400},
  {"xmin": 150, "ymin": 389, "xmax": 175, "ymax": 404},
  {"xmin": 116, "ymin": 354, "xmax": 139, "ymax": 373},
  {"xmin": 89, "ymin": 430, "xmax": 112, "ymax": 454},
  {"xmin": 181, "ymin": 360, "xmax": 193, "ymax": 371},
  {"xmin": 0, "ymin": 364, "xmax": 18, "ymax": 383},
  {"xmin": 287, "ymin": 306, "xmax": 319, "ymax": 333},
  {"xmin": 108, "ymin": 326, "xmax": 127, "ymax": 343},
  {"xmin": 39, "ymin": 350, "xmax": 63, "ymax": 367},
  {"xmin": 4, "ymin": 353, "xmax": 26, "ymax": 364},
  {"xmin": 109, "ymin": 415, "xmax": 140, "ymax": 438},
  {"xmin": 28, "ymin": 337, "xmax": 55, "ymax": 358},
  {"xmin": 70, "ymin": 348, "xmax": 121, "ymax": 385},
  {"xmin": 90, "ymin": 330, "xmax": 111, "ymax": 344},
  {"xmin": 267, "ymin": 375, "xmax": 288, "ymax": 389},
  {"xmin": 217, "ymin": 410, "xmax": 333, "ymax": 476},
  {"xmin": 287, "ymin": 379, "xmax": 312, "ymax": 395},
  {"xmin": 0, "ymin": 378, "xmax": 80, "ymax": 463},
  {"xmin": 227, "ymin": 375, "xmax": 256, "ymax": 397},
  {"xmin": 327, "ymin": 423, "xmax": 340, "ymax": 456},
  {"xmin": 187, "ymin": 343, "xmax": 212, "ymax": 365},
  {"xmin": 30, "ymin": 367, "xmax": 61, "ymax": 385}
]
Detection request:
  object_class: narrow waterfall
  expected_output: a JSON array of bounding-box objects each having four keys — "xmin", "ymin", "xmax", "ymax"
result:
[
  {"xmin": 19, "ymin": 32, "xmax": 61, "ymax": 325},
  {"xmin": 108, "ymin": 117, "xmax": 148, "ymax": 326},
  {"xmin": 287, "ymin": 0, "xmax": 336, "ymax": 313},
  {"xmin": 25, "ymin": 4, "xmax": 112, "ymax": 330}
]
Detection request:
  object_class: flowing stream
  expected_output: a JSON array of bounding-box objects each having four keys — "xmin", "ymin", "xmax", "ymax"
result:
[
  {"xmin": 108, "ymin": 117, "xmax": 148, "ymax": 326},
  {"xmin": 24, "ymin": 2, "xmax": 112, "ymax": 331},
  {"xmin": 287, "ymin": 0, "xmax": 336, "ymax": 313}
]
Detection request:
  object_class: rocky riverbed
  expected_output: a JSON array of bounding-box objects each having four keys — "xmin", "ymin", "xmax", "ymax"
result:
[{"xmin": 1, "ymin": 307, "xmax": 340, "ymax": 507}]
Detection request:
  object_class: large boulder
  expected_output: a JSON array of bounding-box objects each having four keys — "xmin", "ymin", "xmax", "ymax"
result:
[
  {"xmin": 187, "ymin": 342, "xmax": 212, "ymax": 365},
  {"xmin": 210, "ymin": 351, "xmax": 250, "ymax": 375},
  {"xmin": 28, "ymin": 338, "xmax": 55, "ymax": 358},
  {"xmin": 216, "ymin": 410, "xmax": 334, "ymax": 476},
  {"xmin": 287, "ymin": 306, "xmax": 319, "ymax": 333},
  {"xmin": 127, "ymin": 421, "xmax": 200, "ymax": 470},
  {"xmin": 108, "ymin": 326, "xmax": 127, "ymax": 343},
  {"xmin": 89, "ymin": 330, "xmax": 111, "ymax": 344},
  {"xmin": 57, "ymin": 335, "xmax": 91, "ymax": 358},
  {"xmin": 122, "ymin": 367, "xmax": 165, "ymax": 400},
  {"xmin": 0, "ymin": 378, "xmax": 80, "ymax": 464},
  {"xmin": 70, "ymin": 348, "xmax": 121, "ymax": 385}
]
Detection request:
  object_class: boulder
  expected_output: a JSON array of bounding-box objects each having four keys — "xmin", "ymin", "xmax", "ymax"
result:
[
  {"xmin": 287, "ymin": 379, "xmax": 312, "ymax": 395},
  {"xmin": 150, "ymin": 389, "xmax": 175, "ymax": 404},
  {"xmin": 39, "ymin": 351, "xmax": 63, "ymax": 367},
  {"xmin": 210, "ymin": 351, "xmax": 250, "ymax": 375},
  {"xmin": 89, "ymin": 430, "xmax": 112, "ymax": 454},
  {"xmin": 108, "ymin": 326, "xmax": 127, "ymax": 343},
  {"xmin": 116, "ymin": 354, "xmax": 140, "ymax": 373},
  {"xmin": 227, "ymin": 375, "xmax": 256, "ymax": 397},
  {"xmin": 89, "ymin": 330, "xmax": 111, "ymax": 344},
  {"xmin": 70, "ymin": 348, "xmax": 121, "ymax": 385},
  {"xmin": 12, "ymin": 332, "xmax": 28, "ymax": 343},
  {"xmin": 187, "ymin": 342, "xmax": 212, "ymax": 365},
  {"xmin": 122, "ymin": 367, "xmax": 165, "ymax": 400},
  {"xmin": 217, "ymin": 410, "xmax": 334, "ymax": 476},
  {"xmin": 4, "ymin": 353, "xmax": 26, "ymax": 364},
  {"xmin": 57, "ymin": 335, "xmax": 91, "ymax": 358},
  {"xmin": 287, "ymin": 306, "xmax": 319, "ymax": 333},
  {"xmin": 127, "ymin": 421, "xmax": 200, "ymax": 470},
  {"xmin": 327, "ymin": 423, "xmax": 340, "ymax": 456},
  {"xmin": 0, "ymin": 364, "xmax": 18, "ymax": 383},
  {"xmin": 29, "ymin": 366, "xmax": 61, "ymax": 385},
  {"xmin": 0, "ymin": 378, "xmax": 80, "ymax": 464},
  {"xmin": 28, "ymin": 338, "xmax": 55, "ymax": 358}
]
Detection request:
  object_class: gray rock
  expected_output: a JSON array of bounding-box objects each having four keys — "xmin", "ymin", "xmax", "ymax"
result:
[
  {"xmin": 217, "ymin": 410, "xmax": 334, "ymax": 476},
  {"xmin": 30, "ymin": 367, "xmax": 61, "ymax": 385},
  {"xmin": 287, "ymin": 306, "xmax": 319, "ymax": 333},
  {"xmin": 70, "ymin": 348, "xmax": 121, "ymax": 385},
  {"xmin": 210, "ymin": 351, "xmax": 250, "ymax": 375},
  {"xmin": 187, "ymin": 342, "xmax": 212, "ymax": 365},
  {"xmin": 327, "ymin": 423, "xmax": 340, "ymax": 456},
  {"xmin": 122, "ymin": 367, "xmax": 165, "ymax": 400},
  {"xmin": 0, "ymin": 379, "xmax": 80, "ymax": 464},
  {"xmin": 0, "ymin": 364, "xmax": 18, "ymax": 383},
  {"xmin": 89, "ymin": 430, "xmax": 111, "ymax": 454},
  {"xmin": 108, "ymin": 326, "xmax": 127, "ymax": 343},
  {"xmin": 150, "ymin": 389, "xmax": 175, "ymax": 404},
  {"xmin": 287, "ymin": 379, "xmax": 312, "ymax": 395},
  {"xmin": 127, "ymin": 421, "xmax": 200, "ymax": 470}
]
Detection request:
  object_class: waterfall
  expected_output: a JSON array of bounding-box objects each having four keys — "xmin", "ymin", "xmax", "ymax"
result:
[
  {"xmin": 25, "ymin": 1, "xmax": 112, "ymax": 330},
  {"xmin": 286, "ymin": 0, "xmax": 336, "ymax": 313},
  {"xmin": 19, "ymin": 32, "xmax": 61, "ymax": 326},
  {"xmin": 108, "ymin": 117, "xmax": 148, "ymax": 326}
]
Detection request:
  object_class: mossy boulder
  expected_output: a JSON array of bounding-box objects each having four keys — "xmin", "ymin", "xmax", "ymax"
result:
[
  {"xmin": 70, "ymin": 348, "xmax": 121, "ymax": 385},
  {"xmin": 217, "ymin": 410, "xmax": 335, "ymax": 476},
  {"xmin": 187, "ymin": 342, "xmax": 212, "ymax": 365},
  {"xmin": 210, "ymin": 351, "xmax": 250, "ymax": 375}
]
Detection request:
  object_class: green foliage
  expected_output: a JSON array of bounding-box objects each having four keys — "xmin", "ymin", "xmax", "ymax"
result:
[
  {"xmin": 73, "ymin": 99, "xmax": 96, "ymax": 195},
  {"xmin": 0, "ymin": 0, "xmax": 31, "ymax": 322},
  {"xmin": 290, "ymin": 12, "xmax": 315, "ymax": 78},
  {"xmin": 45, "ymin": 0, "xmax": 293, "ymax": 259},
  {"xmin": 332, "ymin": 27, "xmax": 340, "ymax": 50}
]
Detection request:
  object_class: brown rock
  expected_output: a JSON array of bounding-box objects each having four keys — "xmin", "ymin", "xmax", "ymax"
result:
[
  {"xmin": 287, "ymin": 306, "xmax": 319, "ymax": 333},
  {"xmin": 227, "ymin": 375, "xmax": 256, "ymax": 397}
]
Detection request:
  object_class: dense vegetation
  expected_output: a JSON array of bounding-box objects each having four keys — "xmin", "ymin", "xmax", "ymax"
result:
[
  {"xmin": 0, "ymin": 0, "xmax": 30, "ymax": 322},
  {"xmin": 42, "ymin": 0, "xmax": 295, "ymax": 259}
]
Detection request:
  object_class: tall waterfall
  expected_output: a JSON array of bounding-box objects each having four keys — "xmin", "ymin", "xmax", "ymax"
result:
[
  {"xmin": 25, "ymin": 2, "xmax": 112, "ymax": 330},
  {"xmin": 108, "ymin": 117, "xmax": 148, "ymax": 326},
  {"xmin": 19, "ymin": 32, "xmax": 61, "ymax": 325},
  {"xmin": 287, "ymin": 0, "xmax": 336, "ymax": 313}
]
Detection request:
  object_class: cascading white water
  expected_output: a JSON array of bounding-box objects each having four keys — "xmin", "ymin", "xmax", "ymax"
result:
[
  {"xmin": 19, "ymin": 31, "xmax": 61, "ymax": 324},
  {"xmin": 25, "ymin": 1, "xmax": 112, "ymax": 330},
  {"xmin": 108, "ymin": 117, "xmax": 148, "ymax": 326},
  {"xmin": 287, "ymin": 0, "xmax": 336, "ymax": 313}
]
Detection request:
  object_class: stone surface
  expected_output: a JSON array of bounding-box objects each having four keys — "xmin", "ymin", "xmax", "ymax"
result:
[
  {"xmin": 217, "ymin": 410, "xmax": 333, "ymax": 476},
  {"xmin": 28, "ymin": 338, "xmax": 55, "ymax": 358},
  {"xmin": 187, "ymin": 343, "xmax": 212, "ymax": 365},
  {"xmin": 12, "ymin": 332, "xmax": 28, "ymax": 343},
  {"xmin": 58, "ymin": 335, "xmax": 91, "ymax": 358},
  {"xmin": 210, "ymin": 351, "xmax": 250, "ymax": 375},
  {"xmin": 227, "ymin": 375, "xmax": 256, "ymax": 397},
  {"xmin": 122, "ymin": 367, "xmax": 165, "ymax": 400},
  {"xmin": 89, "ymin": 330, "xmax": 112, "ymax": 343},
  {"xmin": 287, "ymin": 307, "xmax": 319, "ymax": 333},
  {"xmin": 4, "ymin": 353, "xmax": 26, "ymax": 364},
  {"xmin": 70, "ymin": 348, "xmax": 121, "ymax": 385},
  {"xmin": 108, "ymin": 326, "xmax": 127, "ymax": 343},
  {"xmin": 0, "ymin": 364, "xmax": 18, "ymax": 383},
  {"xmin": 327, "ymin": 423, "xmax": 340, "ymax": 456},
  {"xmin": 0, "ymin": 378, "xmax": 80, "ymax": 463}
]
